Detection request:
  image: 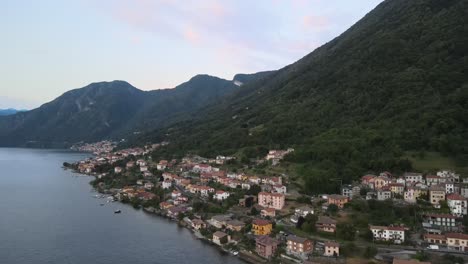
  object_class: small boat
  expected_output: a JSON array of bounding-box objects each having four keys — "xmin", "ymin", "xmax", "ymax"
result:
[
  {"xmin": 100, "ymin": 203, "xmax": 105, "ymax": 206},
  {"xmin": 232, "ymin": 251, "xmax": 239, "ymax": 256},
  {"xmin": 114, "ymin": 209, "xmax": 121, "ymax": 214}
]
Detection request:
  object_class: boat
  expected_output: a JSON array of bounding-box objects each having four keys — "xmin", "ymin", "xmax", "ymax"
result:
[
  {"xmin": 114, "ymin": 209, "xmax": 121, "ymax": 214},
  {"xmin": 100, "ymin": 203, "xmax": 104, "ymax": 206}
]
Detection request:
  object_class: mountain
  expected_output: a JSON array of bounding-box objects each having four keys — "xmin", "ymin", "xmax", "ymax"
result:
[
  {"xmin": 141, "ymin": 0, "xmax": 468, "ymax": 193},
  {"xmin": 0, "ymin": 75, "xmax": 243, "ymax": 147},
  {"xmin": 0, "ymin": 109, "xmax": 25, "ymax": 116}
]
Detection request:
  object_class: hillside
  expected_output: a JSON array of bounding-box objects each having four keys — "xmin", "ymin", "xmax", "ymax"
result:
[
  {"xmin": 141, "ymin": 0, "xmax": 468, "ymax": 193},
  {"xmin": 0, "ymin": 109, "xmax": 25, "ymax": 116},
  {"xmin": 0, "ymin": 75, "xmax": 241, "ymax": 147}
]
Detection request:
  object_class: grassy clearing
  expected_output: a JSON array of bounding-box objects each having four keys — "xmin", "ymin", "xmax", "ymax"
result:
[{"xmin": 404, "ymin": 151, "xmax": 468, "ymax": 175}]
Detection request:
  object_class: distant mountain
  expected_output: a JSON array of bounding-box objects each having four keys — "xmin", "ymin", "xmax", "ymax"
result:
[
  {"xmin": 140, "ymin": 0, "xmax": 468, "ymax": 193},
  {"xmin": 0, "ymin": 75, "xmax": 244, "ymax": 147},
  {"xmin": 0, "ymin": 109, "xmax": 25, "ymax": 116}
]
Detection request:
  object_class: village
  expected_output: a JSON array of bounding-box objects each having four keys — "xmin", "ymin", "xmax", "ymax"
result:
[{"xmin": 68, "ymin": 141, "xmax": 468, "ymax": 264}]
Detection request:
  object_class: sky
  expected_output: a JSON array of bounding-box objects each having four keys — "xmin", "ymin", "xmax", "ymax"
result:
[{"xmin": 0, "ymin": 0, "xmax": 383, "ymax": 109}]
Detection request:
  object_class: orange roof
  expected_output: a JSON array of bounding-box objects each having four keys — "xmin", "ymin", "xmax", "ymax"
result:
[{"xmin": 253, "ymin": 219, "xmax": 271, "ymax": 226}]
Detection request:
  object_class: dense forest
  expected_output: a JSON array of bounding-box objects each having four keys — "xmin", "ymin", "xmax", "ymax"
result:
[{"xmin": 137, "ymin": 0, "xmax": 468, "ymax": 194}]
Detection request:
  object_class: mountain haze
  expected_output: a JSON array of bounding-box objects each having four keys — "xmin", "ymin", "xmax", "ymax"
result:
[
  {"xmin": 0, "ymin": 75, "xmax": 255, "ymax": 147},
  {"xmin": 141, "ymin": 0, "xmax": 468, "ymax": 193}
]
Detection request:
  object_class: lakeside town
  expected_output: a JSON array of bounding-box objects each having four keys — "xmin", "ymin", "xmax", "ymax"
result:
[{"xmin": 67, "ymin": 141, "xmax": 468, "ymax": 264}]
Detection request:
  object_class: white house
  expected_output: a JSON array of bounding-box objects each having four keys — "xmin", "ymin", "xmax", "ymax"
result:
[
  {"xmin": 404, "ymin": 172, "xmax": 423, "ymax": 186},
  {"xmin": 370, "ymin": 225, "xmax": 406, "ymax": 244},
  {"xmin": 162, "ymin": 179, "xmax": 172, "ymax": 189},
  {"xmin": 295, "ymin": 206, "xmax": 314, "ymax": 217},
  {"xmin": 447, "ymin": 193, "xmax": 468, "ymax": 216},
  {"xmin": 273, "ymin": 185, "xmax": 287, "ymax": 194},
  {"xmin": 140, "ymin": 166, "xmax": 148, "ymax": 172},
  {"xmin": 114, "ymin": 167, "xmax": 123, "ymax": 174},
  {"xmin": 144, "ymin": 182, "xmax": 154, "ymax": 190},
  {"xmin": 214, "ymin": 190, "xmax": 230, "ymax": 201}
]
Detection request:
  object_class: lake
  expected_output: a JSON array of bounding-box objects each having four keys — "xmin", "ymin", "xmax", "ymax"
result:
[{"xmin": 0, "ymin": 148, "xmax": 244, "ymax": 264}]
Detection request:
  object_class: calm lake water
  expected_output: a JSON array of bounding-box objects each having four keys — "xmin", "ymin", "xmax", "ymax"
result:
[{"xmin": 0, "ymin": 148, "xmax": 244, "ymax": 264}]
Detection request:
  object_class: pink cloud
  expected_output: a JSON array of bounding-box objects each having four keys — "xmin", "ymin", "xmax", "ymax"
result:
[
  {"xmin": 183, "ymin": 27, "xmax": 201, "ymax": 45},
  {"xmin": 302, "ymin": 15, "xmax": 330, "ymax": 31}
]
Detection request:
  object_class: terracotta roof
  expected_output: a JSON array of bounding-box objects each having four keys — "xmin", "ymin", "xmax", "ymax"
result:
[
  {"xmin": 256, "ymin": 235, "xmax": 278, "ymax": 246},
  {"xmin": 447, "ymin": 193, "xmax": 466, "ymax": 201},
  {"xmin": 446, "ymin": 233, "xmax": 468, "ymax": 240},
  {"xmin": 328, "ymin": 194, "xmax": 348, "ymax": 200},
  {"xmin": 423, "ymin": 233, "xmax": 446, "ymax": 240},
  {"xmin": 213, "ymin": 231, "xmax": 228, "ymax": 238},
  {"xmin": 324, "ymin": 241, "xmax": 339, "ymax": 247},
  {"xmin": 287, "ymin": 235, "xmax": 309, "ymax": 244},
  {"xmin": 317, "ymin": 216, "xmax": 337, "ymax": 225},
  {"xmin": 253, "ymin": 219, "xmax": 271, "ymax": 226},
  {"xmin": 369, "ymin": 225, "xmax": 406, "ymax": 231}
]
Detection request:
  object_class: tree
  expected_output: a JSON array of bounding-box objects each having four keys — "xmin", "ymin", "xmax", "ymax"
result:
[
  {"xmin": 363, "ymin": 246, "xmax": 378, "ymax": 259},
  {"xmin": 336, "ymin": 223, "xmax": 356, "ymax": 241},
  {"xmin": 250, "ymin": 207, "xmax": 259, "ymax": 215},
  {"xmin": 247, "ymin": 184, "xmax": 262, "ymax": 196},
  {"xmin": 327, "ymin": 204, "xmax": 339, "ymax": 215}
]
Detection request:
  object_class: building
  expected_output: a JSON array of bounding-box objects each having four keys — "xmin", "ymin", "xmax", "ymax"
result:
[
  {"xmin": 162, "ymin": 179, "xmax": 172, "ymax": 189},
  {"xmin": 422, "ymin": 214, "xmax": 460, "ymax": 232},
  {"xmin": 389, "ymin": 183, "xmax": 405, "ymax": 196},
  {"xmin": 191, "ymin": 219, "xmax": 206, "ymax": 230},
  {"xmin": 423, "ymin": 233, "xmax": 447, "ymax": 245},
  {"xmin": 446, "ymin": 233, "xmax": 468, "ymax": 252},
  {"xmin": 447, "ymin": 193, "xmax": 468, "ymax": 216},
  {"xmin": 429, "ymin": 185, "xmax": 446, "ymax": 208},
  {"xmin": 371, "ymin": 176, "xmax": 391, "ymax": 190},
  {"xmin": 286, "ymin": 235, "xmax": 313, "ymax": 257},
  {"xmin": 114, "ymin": 167, "xmax": 123, "ymax": 174},
  {"xmin": 210, "ymin": 215, "xmax": 232, "ymax": 229},
  {"xmin": 327, "ymin": 194, "xmax": 349, "ymax": 209},
  {"xmin": 252, "ymin": 219, "xmax": 273, "ymax": 235},
  {"xmin": 214, "ymin": 190, "xmax": 230, "ymax": 201},
  {"xmin": 426, "ymin": 175, "xmax": 442, "ymax": 186},
  {"xmin": 273, "ymin": 184, "xmax": 287, "ymax": 194},
  {"xmin": 377, "ymin": 188, "xmax": 392, "ymax": 201},
  {"xmin": 316, "ymin": 216, "xmax": 337, "ymax": 233},
  {"xmin": 258, "ymin": 192, "xmax": 285, "ymax": 210},
  {"xmin": 404, "ymin": 187, "xmax": 426, "ymax": 203},
  {"xmin": 226, "ymin": 220, "xmax": 245, "ymax": 232},
  {"xmin": 370, "ymin": 225, "xmax": 406, "ymax": 244},
  {"xmin": 341, "ymin": 185, "xmax": 354, "ymax": 199},
  {"xmin": 404, "ymin": 172, "xmax": 423, "ymax": 186},
  {"xmin": 261, "ymin": 207, "xmax": 276, "ymax": 218},
  {"xmin": 295, "ymin": 206, "xmax": 314, "ymax": 217},
  {"xmin": 256, "ymin": 235, "xmax": 278, "ymax": 259},
  {"xmin": 213, "ymin": 231, "xmax": 230, "ymax": 246},
  {"xmin": 157, "ymin": 160, "xmax": 168, "ymax": 170},
  {"xmin": 324, "ymin": 241, "xmax": 340, "ymax": 257}
]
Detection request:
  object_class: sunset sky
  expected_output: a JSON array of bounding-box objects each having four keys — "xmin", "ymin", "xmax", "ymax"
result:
[{"xmin": 1, "ymin": 0, "xmax": 383, "ymax": 109}]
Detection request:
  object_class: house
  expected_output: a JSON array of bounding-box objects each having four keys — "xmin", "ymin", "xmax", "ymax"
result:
[
  {"xmin": 377, "ymin": 188, "xmax": 392, "ymax": 201},
  {"xmin": 404, "ymin": 187, "xmax": 426, "ymax": 203},
  {"xmin": 404, "ymin": 172, "xmax": 423, "ymax": 186},
  {"xmin": 426, "ymin": 175, "xmax": 442, "ymax": 186},
  {"xmin": 316, "ymin": 216, "xmax": 337, "ymax": 233},
  {"xmin": 238, "ymin": 195, "xmax": 256, "ymax": 207},
  {"xmin": 144, "ymin": 182, "xmax": 154, "ymax": 190},
  {"xmin": 369, "ymin": 225, "xmax": 406, "ymax": 244},
  {"xmin": 295, "ymin": 206, "xmax": 314, "ymax": 217},
  {"xmin": 461, "ymin": 185, "xmax": 468, "ymax": 198},
  {"xmin": 273, "ymin": 185, "xmax": 287, "ymax": 194},
  {"xmin": 192, "ymin": 164, "xmax": 212, "ymax": 173},
  {"xmin": 258, "ymin": 192, "xmax": 285, "ymax": 210},
  {"xmin": 126, "ymin": 161, "xmax": 135, "ymax": 168},
  {"xmin": 261, "ymin": 207, "xmax": 276, "ymax": 218},
  {"xmin": 444, "ymin": 182, "xmax": 456, "ymax": 194},
  {"xmin": 447, "ymin": 193, "xmax": 468, "ymax": 216},
  {"xmin": 241, "ymin": 183, "xmax": 251, "ymax": 190},
  {"xmin": 327, "ymin": 194, "xmax": 349, "ymax": 209},
  {"xmin": 140, "ymin": 166, "xmax": 148, "ymax": 172},
  {"xmin": 429, "ymin": 185, "xmax": 446, "ymax": 208},
  {"xmin": 159, "ymin": 201, "xmax": 173, "ymax": 210},
  {"xmin": 324, "ymin": 241, "xmax": 340, "ymax": 257},
  {"xmin": 174, "ymin": 196, "xmax": 188, "ymax": 205},
  {"xmin": 366, "ymin": 191, "xmax": 377, "ymax": 200},
  {"xmin": 286, "ymin": 235, "xmax": 313, "ymax": 257},
  {"xmin": 171, "ymin": 190, "xmax": 182, "ymax": 199},
  {"xmin": 167, "ymin": 206, "xmax": 187, "ymax": 218},
  {"xmin": 226, "ymin": 220, "xmax": 245, "ymax": 232},
  {"xmin": 210, "ymin": 215, "xmax": 232, "ymax": 229},
  {"xmin": 341, "ymin": 185, "xmax": 354, "ymax": 199},
  {"xmin": 422, "ymin": 214, "xmax": 460, "ymax": 232},
  {"xmin": 361, "ymin": 174, "xmax": 376, "ymax": 188},
  {"xmin": 389, "ymin": 183, "xmax": 405, "ymax": 196},
  {"xmin": 137, "ymin": 192, "xmax": 156, "ymax": 201},
  {"xmin": 114, "ymin": 167, "xmax": 123, "ymax": 174},
  {"xmin": 252, "ymin": 219, "xmax": 273, "ymax": 235},
  {"xmin": 136, "ymin": 159, "xmax": 147, "ymax": 166},
  {"xmin": 213, "ymin": 231, "xmax": 230, "ymax": 246},
  {"xmin": 191, "ymin": 219, "xmax": 206, "ymax": 230},
  {"xmin": 256, "ymin": 235, "xmax": 278, "ymax": 259},
  {"xmin": 423, "ymin": 233, "xmax": 447, "ymax": 245},
  {"xmin": 162, "ymin": 179, "xmax": 172, "ymax": 189},
  {"xmin": 214, "ymin": 190, "xmax": 230, "ymax": 201},
  {"xmin": 157, "ymin": 160, "xmax": 168, "ymax": 170},
  {"xmin": 190, "ymin": 185, "xmax": 215, "ymax": 197},
  {"xmin": 446, "ymin": 233, "xmax": 468, "ymax": 252},
  {"xmin": 370, "ymin": 176, "xmax": 391, "ymax": 190}
]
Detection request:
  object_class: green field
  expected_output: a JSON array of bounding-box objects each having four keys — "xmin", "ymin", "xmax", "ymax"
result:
[{"xmin": 404, "ymin": 151, "xmax": 468, "ymax": 176}]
